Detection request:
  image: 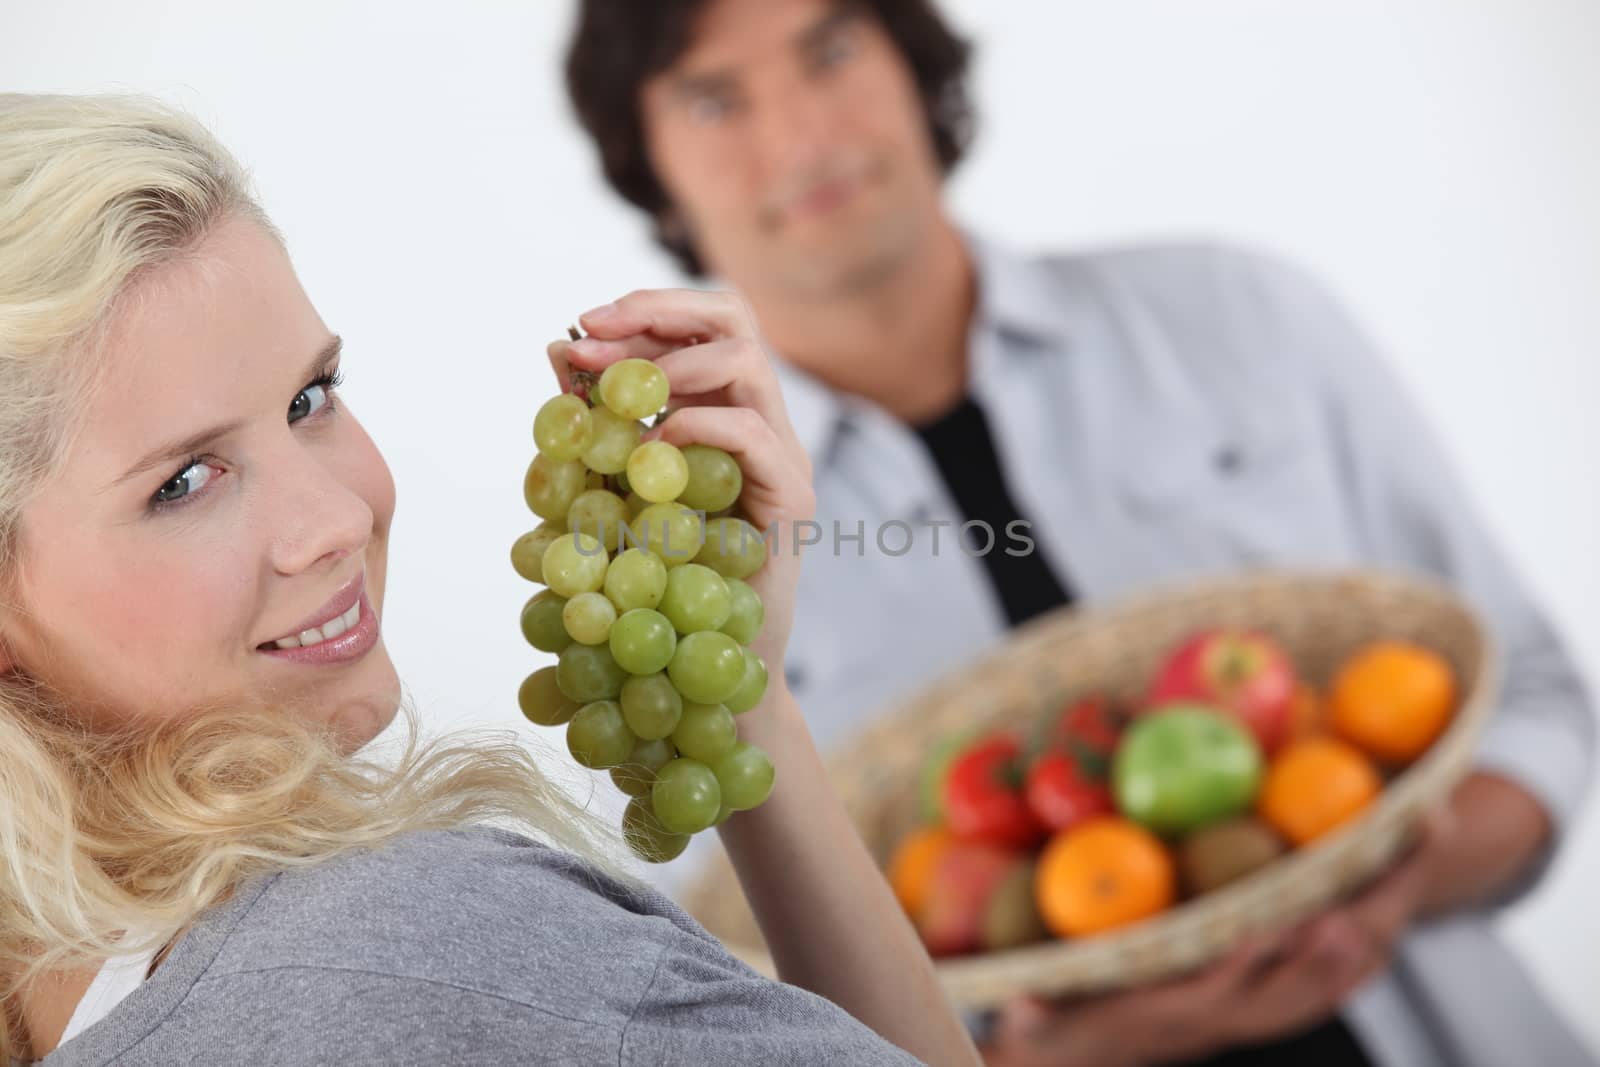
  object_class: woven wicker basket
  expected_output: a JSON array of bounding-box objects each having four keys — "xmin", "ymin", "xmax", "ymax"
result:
[{"xmin": 682, "ymin": 569, "xmax": 1499, "ymax": 1008}]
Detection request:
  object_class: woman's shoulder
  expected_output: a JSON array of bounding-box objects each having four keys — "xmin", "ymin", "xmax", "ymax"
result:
[{"xmin": 206, "ymin": 826, "xmax": 697, "ymax": 1022}]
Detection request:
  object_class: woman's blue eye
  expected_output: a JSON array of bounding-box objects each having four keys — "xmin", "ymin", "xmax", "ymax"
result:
[
  {"xmin": 154, "ymin": 460, "xmax": 217, "ymax": 504},
  {"xmin": 288, "ymin": 381, "xmax": 331, "ymax": 423}
]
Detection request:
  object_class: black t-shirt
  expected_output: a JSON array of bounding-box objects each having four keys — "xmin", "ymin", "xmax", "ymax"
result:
[{"xmin": 912, "ymin": 395, "xmax": 1372, "ymax": 1067}]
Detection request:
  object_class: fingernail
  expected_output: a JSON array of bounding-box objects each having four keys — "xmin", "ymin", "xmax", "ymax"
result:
[
  {"xmin": 583, "ymin": 301, "xmax": 618, "ymax": 322},
  {"xmin": 568, "ymin": 337, "xmax": 601, "ymax": 357}
]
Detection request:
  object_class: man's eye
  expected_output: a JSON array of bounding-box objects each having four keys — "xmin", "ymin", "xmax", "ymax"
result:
[
  {"xmin": 813, "ymin": 33, "xmax": 857, "ymax": 70},
  {"xmin": 688, "ymin": 92, "xmax": 738, "ymax": 124},
  {"xmin": 153, "ymin": 460, "xmax": 217, "ymax": 506}
]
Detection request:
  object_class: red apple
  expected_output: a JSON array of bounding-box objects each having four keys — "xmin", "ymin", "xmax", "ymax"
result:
[{"xmin": 1146, "ymin": 630, "xmax": 1298, "ymax": 755}]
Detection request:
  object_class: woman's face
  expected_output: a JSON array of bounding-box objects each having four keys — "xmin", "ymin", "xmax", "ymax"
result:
[{"xmin": 0, "ymin": 215, "xmax": 399, "ymax": 750}]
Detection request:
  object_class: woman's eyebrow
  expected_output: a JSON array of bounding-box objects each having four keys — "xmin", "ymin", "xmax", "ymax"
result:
[{"xmin": 111, "ymin": 334, "xmax": 343, "ymax": 489}]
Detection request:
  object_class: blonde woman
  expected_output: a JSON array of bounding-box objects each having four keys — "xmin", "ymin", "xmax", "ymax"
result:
[{"xmin": 0, "ymin": 93, "xmax": 976, "ymax": 1066}]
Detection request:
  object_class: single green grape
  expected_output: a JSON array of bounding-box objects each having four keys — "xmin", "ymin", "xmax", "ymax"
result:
[
  {"xmin": 693, "ymin": 516, "xmax": 767, "ymax": 579},
  {"xmin": 658, "ymin": 563, "xmax": 732, "ymax": 634},
  {"xmin": 517, "ymin": 666, "xmax": 579, "ymax": 727},
  {"xmin": 561, "ymin": 591, "xmax": 617, "ymax": 646},
  {"xmin": 723, "ymin": 649, "xmax": 768, "ymax": 714},
  {"xmin": 609, "ymin": 608, "xmax": 678, "ymax": 676},
  {"xmin": 519, "ymin": 589, "xmax": 572, "ymax": 653},
  {"xmin": 678, "ymin": 444, "xmax": 743, "ymax": 513},
  {"xmin": 610, "ymin": 736, "xmax": 677, "ymax": 798},
  {"xmin": 666, "ymin": 631, "xmax": 746, "ymax": 704},
  {"xmin": 651, "ymin": 758, "xmax": 722, "ymax": 835},
  {"xmin": 712, "ymin": 741, "xmax": 775, "ymax": 811},
  {"xmin": 566, "ymin": 700, "xmax": 634, "ymax": 769},
  {"xmin": 542, "ymin": 532, "xmax": 609, "ymax": 598},
  {"xmin": 582, "ymin": 406, "xmax": 644, "ymax": 475},
  {"xmin": 533, "ymin": 394, "xmax": 594, "ymax": 462},
  {"xmin": 619, "ymin": 670, "xmax": 684, "ymax": 739},
  {"xmin": 626, "ymin": 440, "xmax": 690, "ymax": 504},
  {"xmin": 628, "ymin": 502, "xmax": 704, "ymax": 567},
  {"xmin": 623, "ymin": 796, "xmax": 690, "ymax": 864},
  {"xmin": 671, "ymin": 701, "xmax": 737, "ymax": 763},
  {"xmin": 719, "ymin": 578, "xmax": 764, "ymax": 645},
  {"xmin": 599, "ymin": 358, "xmax": 670, "ymax": 421},
  {"xmin": 556, "ymin": 642, "xmax": 626, "ymax": 702},
  {"xmin": 522, "ymin": 454, "xmax": 587, "ymax": 521},
  {"xmin": 510, "ymin": 521, "xmax": 564, "ymax": 583},
  {"xmin": 603, "ymin": 549, "xmax": 668, "ymax": 612},
  {"xmin": 566, "ymin": 489, "xmax": 631, "ymax": 552}
]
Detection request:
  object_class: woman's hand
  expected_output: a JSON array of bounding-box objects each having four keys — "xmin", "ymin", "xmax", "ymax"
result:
[
  {"xmin": 982, "ymin": 809, "xmax": 1455, "ymax": 1067},
  {"xmin": 548, "ymin": 288, "xmax": 813, "ymax": 685}
]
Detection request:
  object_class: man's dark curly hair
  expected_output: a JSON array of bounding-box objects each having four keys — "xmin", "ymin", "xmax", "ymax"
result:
[{"xmin": 564, "ymin": 0, "xmax": 975, "ymax": 276}]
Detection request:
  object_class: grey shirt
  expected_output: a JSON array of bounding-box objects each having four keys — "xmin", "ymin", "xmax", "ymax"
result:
[
  {"xmin": 771, "ymin": 237, "xmax": 1596, "ymax": 1066},
  {"xmin": 38, "ymin": 826, "xmax": 924, "ymax": 1066}
]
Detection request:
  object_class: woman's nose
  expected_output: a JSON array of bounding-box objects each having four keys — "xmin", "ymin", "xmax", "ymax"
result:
[{"xmin": 266, "ymin": 456, "xmax": 376, "ymax": 578}]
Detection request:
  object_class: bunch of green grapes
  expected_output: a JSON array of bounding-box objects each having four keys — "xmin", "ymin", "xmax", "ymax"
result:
[{"xmin": 513, "ymin": 342, "xmax": 775, "ymax": 863}]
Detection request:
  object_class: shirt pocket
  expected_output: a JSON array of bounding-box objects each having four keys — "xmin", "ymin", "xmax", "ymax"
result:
[{"xmin": 1116, "ymin": 410, "xmax": 1354, "ymax": 565}]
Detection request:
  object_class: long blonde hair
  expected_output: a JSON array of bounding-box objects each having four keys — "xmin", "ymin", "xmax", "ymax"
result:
[{"xmin": 0, "ymin": 93, "xmax": 614, "ymax": 1057}]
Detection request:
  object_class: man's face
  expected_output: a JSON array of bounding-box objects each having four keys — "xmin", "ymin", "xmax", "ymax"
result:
[{"xmin": 640, "ymin": 0, "xmax": 948, "ymax": 299}]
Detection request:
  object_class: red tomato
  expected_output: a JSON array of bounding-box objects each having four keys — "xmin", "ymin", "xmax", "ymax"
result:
[
  {"xmin": 1024, "ymin": 750, "xmax": 1114, "ymax": 833},
  {"xmin": 1044, "ymin": 695, "xmax": 1127, "ymax": 771},
  {"xmin": 942, "ymin": 734, "xmax": 1044, "ymax": 848}
]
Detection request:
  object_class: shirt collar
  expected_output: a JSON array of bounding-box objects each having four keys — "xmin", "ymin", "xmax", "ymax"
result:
[
  {"xmin": 770, "ymin": 232, "xmax": 1074, "ymax": 462},
  {"xmin": 966, "ymin": 230, "xmax": 1077, "ymax": 348}
]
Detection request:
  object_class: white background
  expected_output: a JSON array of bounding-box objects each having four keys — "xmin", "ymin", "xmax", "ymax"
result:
[{"xmin": 5, "ymin": 0, "xmax": 1596, "ymax": 1049}]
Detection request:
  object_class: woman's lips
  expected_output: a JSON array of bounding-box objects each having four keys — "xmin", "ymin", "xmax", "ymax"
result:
[{"xmin": 257, "ymin": 590, "xmax": 379, "ymax": 666}]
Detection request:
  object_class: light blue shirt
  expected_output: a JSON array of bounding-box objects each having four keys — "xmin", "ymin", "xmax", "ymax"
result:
[{"xmin": 773, "ymin": 236, "xmax": 1596, "ymax": 1067}]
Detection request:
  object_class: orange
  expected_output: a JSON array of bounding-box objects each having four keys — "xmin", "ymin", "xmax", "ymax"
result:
[
  {"xmin": 887, "ymin": 826, "xmax": 956, "ymax": 919},
  {"xmin": 1285, "ymin": 682, "xmax": 1326, "ymax": 743},
  {"xmin": 1034, "ymin": 817, "xmax": 1175, "ymax": 937},
  {"xmin": 1257, "ymin": 737, "xmax": 1381, "ymax": 846},
  {"xmin": 1330, "ymin": 641, "xmax": 1456, "ymax": 764}
]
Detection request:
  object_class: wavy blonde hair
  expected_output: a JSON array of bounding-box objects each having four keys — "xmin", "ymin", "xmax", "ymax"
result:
[{"xmin": 0, "ymin": 93, "xmax": 616, "ymax": 1058}]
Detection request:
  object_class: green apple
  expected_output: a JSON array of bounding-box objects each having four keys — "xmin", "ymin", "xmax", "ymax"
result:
[{"xmin": 1113, "ymin": 705, "xmax": 1263, "ymax": 835}]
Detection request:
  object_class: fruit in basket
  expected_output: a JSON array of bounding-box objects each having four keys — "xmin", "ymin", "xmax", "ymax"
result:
[
  {"xmin": 1024, "ymin": 750, "xmax": 1113, "ymax": 834},
  {"xmin": 1035, "ymin": 817, "xmax": 1175, "ymax": 937},
  {"xmin": 944, "ymin": 734, "xmax": 1045, "ymax": 848},
  {"xmin": 517, "ymin": 341, "xmax": 776, "ymax": 863},
  {"xmin": 1176, "ymin": 816, "xmax": 1286, "ymax": 895},
  {"xmin": 1257, "ymin": 736, "xmax": 1381, "ymax": 846},
  {"xmin": 888, "ymin": 826, "xmax": 957, "ymax": 917},
  {"xmin": 1113, "ymin": 706, "xmax": 1263, "ymax": 835},
  {"xmin": 1146, "ymin": 630, "xmax": 1297, "ymax": 754},
  {"xmin": 1285, "ymin": 681, "xmax": 1326, "ymax": 744},
  {"xmin": 1330, "ymin": 641, "xmax": 1456, "ymax": 765},
  {"xmin": 918, "ymin": 840, "xmax": 1044, "ymax": 956},
  {"xmin": 1037, "ymin": 695, "xmax": 1126, "ymax": 773},
  {"xmin": 918, "ymin": 731, "xmax": 976, "ymax": 824}
]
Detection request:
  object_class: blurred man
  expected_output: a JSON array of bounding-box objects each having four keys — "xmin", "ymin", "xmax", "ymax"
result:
[{"xmin": 563, "ymin": 2, "xmax": 1594, "ymax": 1065}]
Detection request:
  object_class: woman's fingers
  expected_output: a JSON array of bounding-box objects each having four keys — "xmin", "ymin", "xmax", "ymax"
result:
[
  {"xmin": 580, "ymin": 287, "xmax": 751, "ymax": 343},
  {"xmin": 546, "ymin": 339, "xmax": 574, "ymax": 394},
  {"xmin": 568, "ymin": 332, "xmax": 680, "ymax": 366},
  {"xmin": 646, "ymin": 405, "xmax": 815, "ymax": 526},
  {"xmin": 566, "ymin": 334, "xmax": 799, "ymax": 451}
]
